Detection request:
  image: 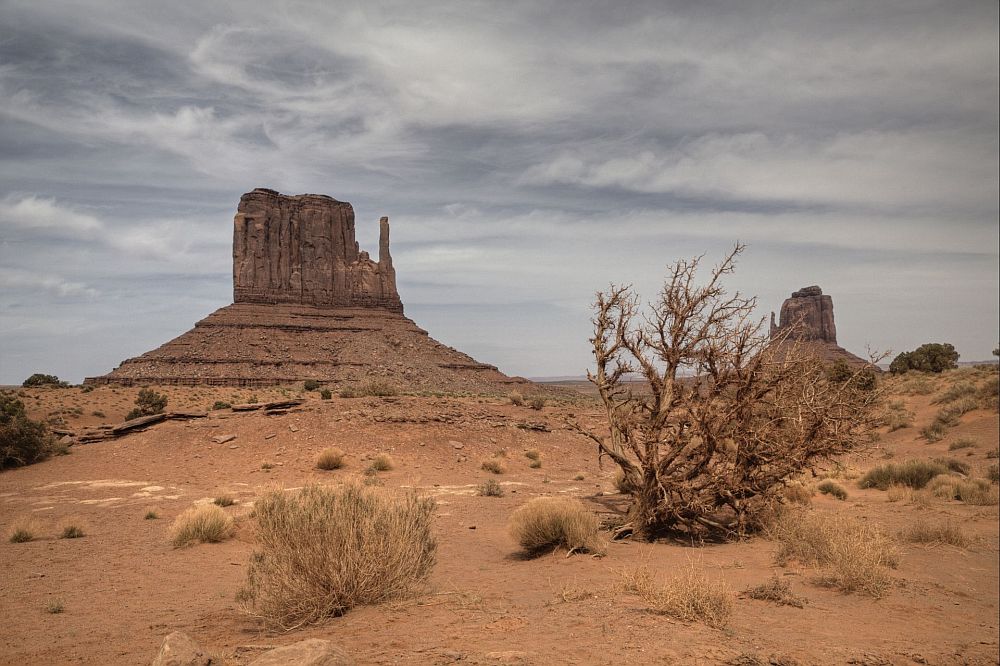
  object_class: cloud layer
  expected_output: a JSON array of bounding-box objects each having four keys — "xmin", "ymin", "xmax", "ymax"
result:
[{"xmin": 1, "ymin": 1, "xmax": 997, "ymax": 383}]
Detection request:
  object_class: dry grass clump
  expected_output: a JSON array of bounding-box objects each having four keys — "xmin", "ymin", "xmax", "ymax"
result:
[
  {"xmin": 613, "ymin": 469, "xmax": 636, "ymax": 495},
  {"xmin": 508, "ymin": 497, "xmax": 604, "ymax": 556},
  {"xmin": 316, "ymin": 447, "xmax": 346, "ymax": 470},
  {"xmin": 891, "ymin": 373, "xmax": 936, "ymax": 396},
  {"xmin": 882, "ymin": 399, "xmax": 914, "ymax": 431},
  {"xmin": 45, "ymin": 599, "xmax": 65, "ymax": 614},
  {"xmin": 927, "ymin": 475, "xmax": 999, "ymax": 505},
  {"xmin": 528, "ymin": 396, "xmax": 546, "ymax": 410},
  {"xmin": 370, "ymin": 453, "xmax": 394, "ymax": 472},
  {"xmin": 213, "ymin": 495, "xmax": 236, "ymax": 507},
  {"xmin": 144, "ymin": 510, "xmax": 159, "ymax": 520},
  {"xmin": 922, "ymin": 399, "xmax": 980, "ymax": 442},
  {"xmin": 901, "ymin": 520, "xmax": 971, "ymax": 548},
  {"xmin": 783, "ymin": 481, "xmax": 814, "ymax": 505},
  {"xmin": 744, "ymin": 575, "xmax": 806, "ymax": 608},
  {"xmin": 481, "ymin": 458, "xmax": 506, "ymax": 474},
  {"xmin": 933, "ymin": 457, "xmax": 970, "ymax": 475},
  {"xmin": 524, "ymin": 449, "xmax": 541, "ymax": 461},
  {"xmin": 8, "ymin": 519, "xmax": 36, "ymax": 543},
  {"xmin": 932, "ymin": 381, "xmax": 978, "ymax": 405},
  {"xmin": 618, "ymin": 563, "xmax": 734, "ymax": 628},
  {"xmin": 858, "ymin": 460, "xmax": 947, "ymax": 490},
  {"xmin": 816, "ymin": 480, "xmax": 848, "ymax": 500},
  {"xmin": 948, "ymin": 437, "xmax": 976, "ymax": 451},
  {"xmin": 237, "ymin": 482, "xmax": 436, "ymax": 630},
  {"xmin": 988, "ymin": 464, "xmax": 999, "ymax": 484},
  {"xmin": 478, "ymin": 479, "xmax": 504, "ymax": 497},
  {"xmin": 508, "ymin": 391, "xmax": 524, "ymax": 406},
  {"xmin": 59, "ymin": 525, "xmax": 85, "ymax": 539},
  {"xmin": 169, "ymin": 504, "xmax": 235, "ymax": 548},
  {"xmin": 768, "ymin": 509, "xmax": 898, "ymax": 597}
]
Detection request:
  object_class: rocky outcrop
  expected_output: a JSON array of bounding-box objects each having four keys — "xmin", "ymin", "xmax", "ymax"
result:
[
  {"xmin": 87, "ymin": 188, "xmax": 532, "ymax": 392},
  {"xmin": 769, "ymin": 285, "xmax": 836, "ymax": 343},
  {"xmin": 769, "ymin": 286, "xmax": 872, "ymax": 368},
  {"xmin": 233, "ymin": 189, "xmax": 402, "ymax": 313}
]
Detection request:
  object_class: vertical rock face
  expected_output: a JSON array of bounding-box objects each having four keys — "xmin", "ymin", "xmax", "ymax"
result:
[
  {"xmin": 233, "ymin": 188, "xmax": 402, "ymax": 313},
  {"xmin": 769, "ymin": 285, "xmax": 837, "ymax": 343}
]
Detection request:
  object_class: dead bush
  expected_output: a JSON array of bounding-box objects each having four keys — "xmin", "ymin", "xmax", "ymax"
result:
[
  {"xmin": 570, "ymin": 245, "xmax": 881, "ymax": 538},
  {"xmin": 782, "ymin": 481, "xmax": 814, "ymax": 505},
  {"xmin": 508, "ymin": 391, "xmax": 524, "ymax": 406},
  {"xmin": 170, "ymin": 504, "xmax": 235, "ymax": 547},
  {"xmin": 508, "ymin": 497, "xmax": 604, "ymax": 556},
  {"xmin": 524, "ymin": 449, "xmax": 541, "ymax": 461},
  {"xmin": 370, "ymin": 453, "xmax": 394, "ymax": 471},
  {"xmin": 769, "ymin": 509, "xmax": 898, "ymax": 597},
  {"xmin": 481, "ymin": 458, "xmax": 506, "ymax": 474},
  {"xmin": 213, "ymin": 495, "xmax": 236, "ymax": 507},
  {"xmin": 478, "ymin": 479, "xmax": 504, "ymax": 497},
  {"xmin": 618, "ymin": 563, "xmax": 734, "ymax": 628},
  {"xmin": 882, "ymin": 399, "xmax": 914, "ymax": 431},
  {"xmin": 948, "ymin": 437, "xmax": 976, "ymax": 451},
  {"xmin": 316, "ymin": 447, "xmax": 346, "ymax": 470},
  {"xmin": 528, "ymin": 397, "xmax": 546, "ymax": 410},
  {"xmin": 928, "ymin": 475, "xmax": 999, "ymax": 505},
  {"xmin": 901, "ymin": 520, "xmax": 970, "ymax": 548},
  {"xmin": 237, "ymin": 482, "xmax": 436, "ymax": 630},
  {"xmin": 744, "ymin": 575, "xmax": 806, "ymax": 608}
]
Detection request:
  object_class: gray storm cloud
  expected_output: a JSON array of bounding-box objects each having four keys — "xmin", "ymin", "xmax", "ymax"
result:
[{"xmin": 0, "ymin": 0, "xmax": 997, "ymax": 383}]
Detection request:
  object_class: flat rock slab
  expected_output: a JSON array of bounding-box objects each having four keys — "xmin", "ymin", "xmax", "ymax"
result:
[
  {"xmin": 211, "ymin": 434, "xmax": 237, "ymax": 444},
  {"xmin": 232, "ymin": 399, "xmax": 305, "ymax": 412},
  {"xmin": 248, "ymin": 639, "xmax": 353, "ymax": 666},
  {"xmin": 112, "ymin": 413, "xmax": 167, "ymax": 434}
]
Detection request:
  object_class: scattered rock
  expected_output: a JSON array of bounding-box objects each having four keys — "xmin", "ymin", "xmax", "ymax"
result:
[
  {"xmin": 450, "ymin": 441, "xmax": 464, "ymax": 449},
  {"xmin": 151, "ymin": 631, "xmax": 212, "ymax": 666},
  {"xmin": 211, "ymin": 434, "xmax": 237, "ymax": 444},
  {"xmin": 247, "ymin": 639, "xmax": 353, "ymax": 666}
]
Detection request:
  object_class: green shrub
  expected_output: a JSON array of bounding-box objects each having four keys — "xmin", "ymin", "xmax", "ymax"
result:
[
  {"xmin": 237, "ymin": 482, "xmax": 437, "ymax": 630},
  {"xmin": 858, "ymin": 460, "xmax": 948, "ymax": 490},
  {"xmin": 144, "ymin": 510, "xmax": 159, "ymax": 520},
  {"xmin": 211, "ymin": 401, "xmax": 231, "ymax": 410},
  {"xmin": 125, "ymin": 388, "xmax": 167, "ymax": 421},
  {"xmin": 22, "ymin": 373, "xmax": 68, "ymax": 388},
  {"xmin": 508, "ymin": 497, "xmax": 604, "ymax": 556},
  {"xmin": 1, "ymin": 393, "xmax": 54, "ymax": 469},
  {"xmin": 817, "ymin": 480, "xmax": 848, "ymax": 500},
  {"xmin": 319, "ymin": 389, "xmax": 332, "ymax": 400},
  {"xmin": 303, "ymin": 379, "xmax": 321, "ymax": 391},
  {"xmin": 889, "ymin": 343, "xmax": 959, "ymax": 374}
]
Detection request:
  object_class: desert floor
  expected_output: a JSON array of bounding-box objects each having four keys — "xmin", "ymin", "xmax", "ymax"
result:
[{"xmin": 1, "ymin": 370, "xmax": 998, "ymax": 665}]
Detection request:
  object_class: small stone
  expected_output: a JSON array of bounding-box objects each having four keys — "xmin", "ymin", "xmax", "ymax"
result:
[
  {"xmin": 264, "ymin": 433, "xmax": 276, "ymax": 440},
  {"xmin": 211, "ymin": 434, "xmax": 236, "ymax": 444},
  {"xmin": 449, "ymin": 441, "xmax": 464, "ymax": 449},
  {"xmin": 289, "ymin": 425, "xmax": 299, "ymax": 432},
  {"xmin": 152, "ymin": 631, "xmax": 212, "ymax": 666},
  {"xmin": 247, "ymin": 639, "xmax": 353, "ymax": 666}
]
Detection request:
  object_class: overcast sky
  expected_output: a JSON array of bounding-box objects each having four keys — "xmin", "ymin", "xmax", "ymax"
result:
[{"xmin": 1, "ymin": 1, "xmax": 997, "ymax": 384}]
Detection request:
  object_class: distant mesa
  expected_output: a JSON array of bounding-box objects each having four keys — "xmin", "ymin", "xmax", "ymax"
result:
[
  {"xmin": 769, "ymin": 285, "xmax": 872, "ymax": 368},
  {"xmin": 85, "ymin": 189, "xmax": 524, "ymax": 391}
]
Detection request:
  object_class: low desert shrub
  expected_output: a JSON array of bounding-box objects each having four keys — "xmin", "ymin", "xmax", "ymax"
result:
[
  {"xmin": 319, "ymin": 389, "xmax": 332, "ymax": 400},
  {"xmin": 316, "ymin": 447, "xmax": 346, "ymax": 470},
  {"xmin": 481, "ymin": 458, "xmax": 506, "ymax": 474},
  {"xmin": 949, "ymin": 437, "xmax": 976, "ymax": 451},
  {"xmin": 933, "ymin": 381, "xmax": 978, "ymax": 405},
  {"xmin": 1, "ymin": 393, "xmax": 54, "ymax": 469},
  {"xmin": 524, "ymin": 449, "xmax": 541, "ymax": 461},
  {"xmin": 988, "ymin": 448, "xmax": 999, "ymax": 459},
  {"xmin": 920, "ymin": 421, "xmax": 948, "ymax": 442},
  {"xmin": 508, "ymin": 391, "xmax": 524, "ymax": 406},
  {"xmin": 213, "ymin": 495, "xmax": 236, "ymax": 507},
  {"xmin": 932, "ymin": 457, "xmax": 970, "ymax": 476},
  {"xmin": 303, "ymin": 379, "xmax": 321, "ymax": 391},
  {"xmin": 169, "ymin": 504, "xmax": 235, "ymax": 547},
  {"xmin": 744, "ymin": 575, "xmax": 806, "ymax": 608},
  {"xmin": 22, "ymin": 373, "xmax": 68, "ymax": 388},
  {"xmin": 769, "ymin": 509, "xmax": 898, "ymax": 597},
  {"xmin": 237, "ymin": 482, "xmax": 437, "ymax": 630},
  {"xmin": 783, "ymin": 481, "xmax": 814, "ymax": 505},
  {"xmin": 144, "ymin": 510, "xmax": 159, "ymax": 520},
  {"xmin": 901, "ymin": 520, "xmax": 970, "ymax": 548},
  {"xmin": 987, "ymin": 464, "xmax": 999, "ymax": 484},
  {"xmin": 928, "ymin": 475, "xmax": 999, "ymax": 505},
  {"xmin": 478, "ymin": 479, "xmax": 504, "ymax": 497},
  {"xmin": 858, "ymin": 460, "xmax": 947, "ymax": 490},
  {"xmin": 59, "ymin": 525, "xmax": 85, "ymax": 539},
  {"xmin": 618, "ymin": 563, "xmax": 734, "ymax": 628},
  {"xmin": 882, "ymin": 400, "xmax": 914, "ymax": 431},
  {"xmin": 370, "ymin": 453, "xmax": 394, "ymax": 472},
  {"xmin": 338, "ymin": 387, "xmax": 358, "ymax": 399},
  {"xmin": 508, "ymin": 497, "xmax": 604, "ymax": 556},
  {"xmin": 211, "ymin": 401, "xmax": 231, "ymax": 410},
  {"xmin": 125, "ymin": 388, "xmax": 167, "ymax": 421},
  {"xmin": 528, "ymin": 397, "xmax": 546, "ymax": 411},
  {"xmin": 363, "ymin": 380, "xmax": 397, "ymax": 397},
  {"xmin": 817, "ymin": 480, "xmax": 848, "ymax": 500},
  {"xmin": 528, "ymin": 459, "xmax": 542, "ymax": 469},
  {"xmin": 8, "ymin": 521, "xmax": 35, "ymax": 543},
  {"xmin": 45, "ymin": 599, "xmax": 65, "ymax": 614}
]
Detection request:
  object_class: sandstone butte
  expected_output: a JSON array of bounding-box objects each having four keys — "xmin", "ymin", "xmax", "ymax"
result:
[
  {"xmin": 769, "ymin": 285, "xmax": 874, "ymax": 368},
  {"xmin": 85, "ymin": 188, "xmax": 528, "ymax": 393}
]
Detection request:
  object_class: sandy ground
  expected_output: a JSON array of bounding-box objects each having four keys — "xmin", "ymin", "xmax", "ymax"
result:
[{"xmin": 1, "ymin": 375, "xmax": 998, "ymax": 665}]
